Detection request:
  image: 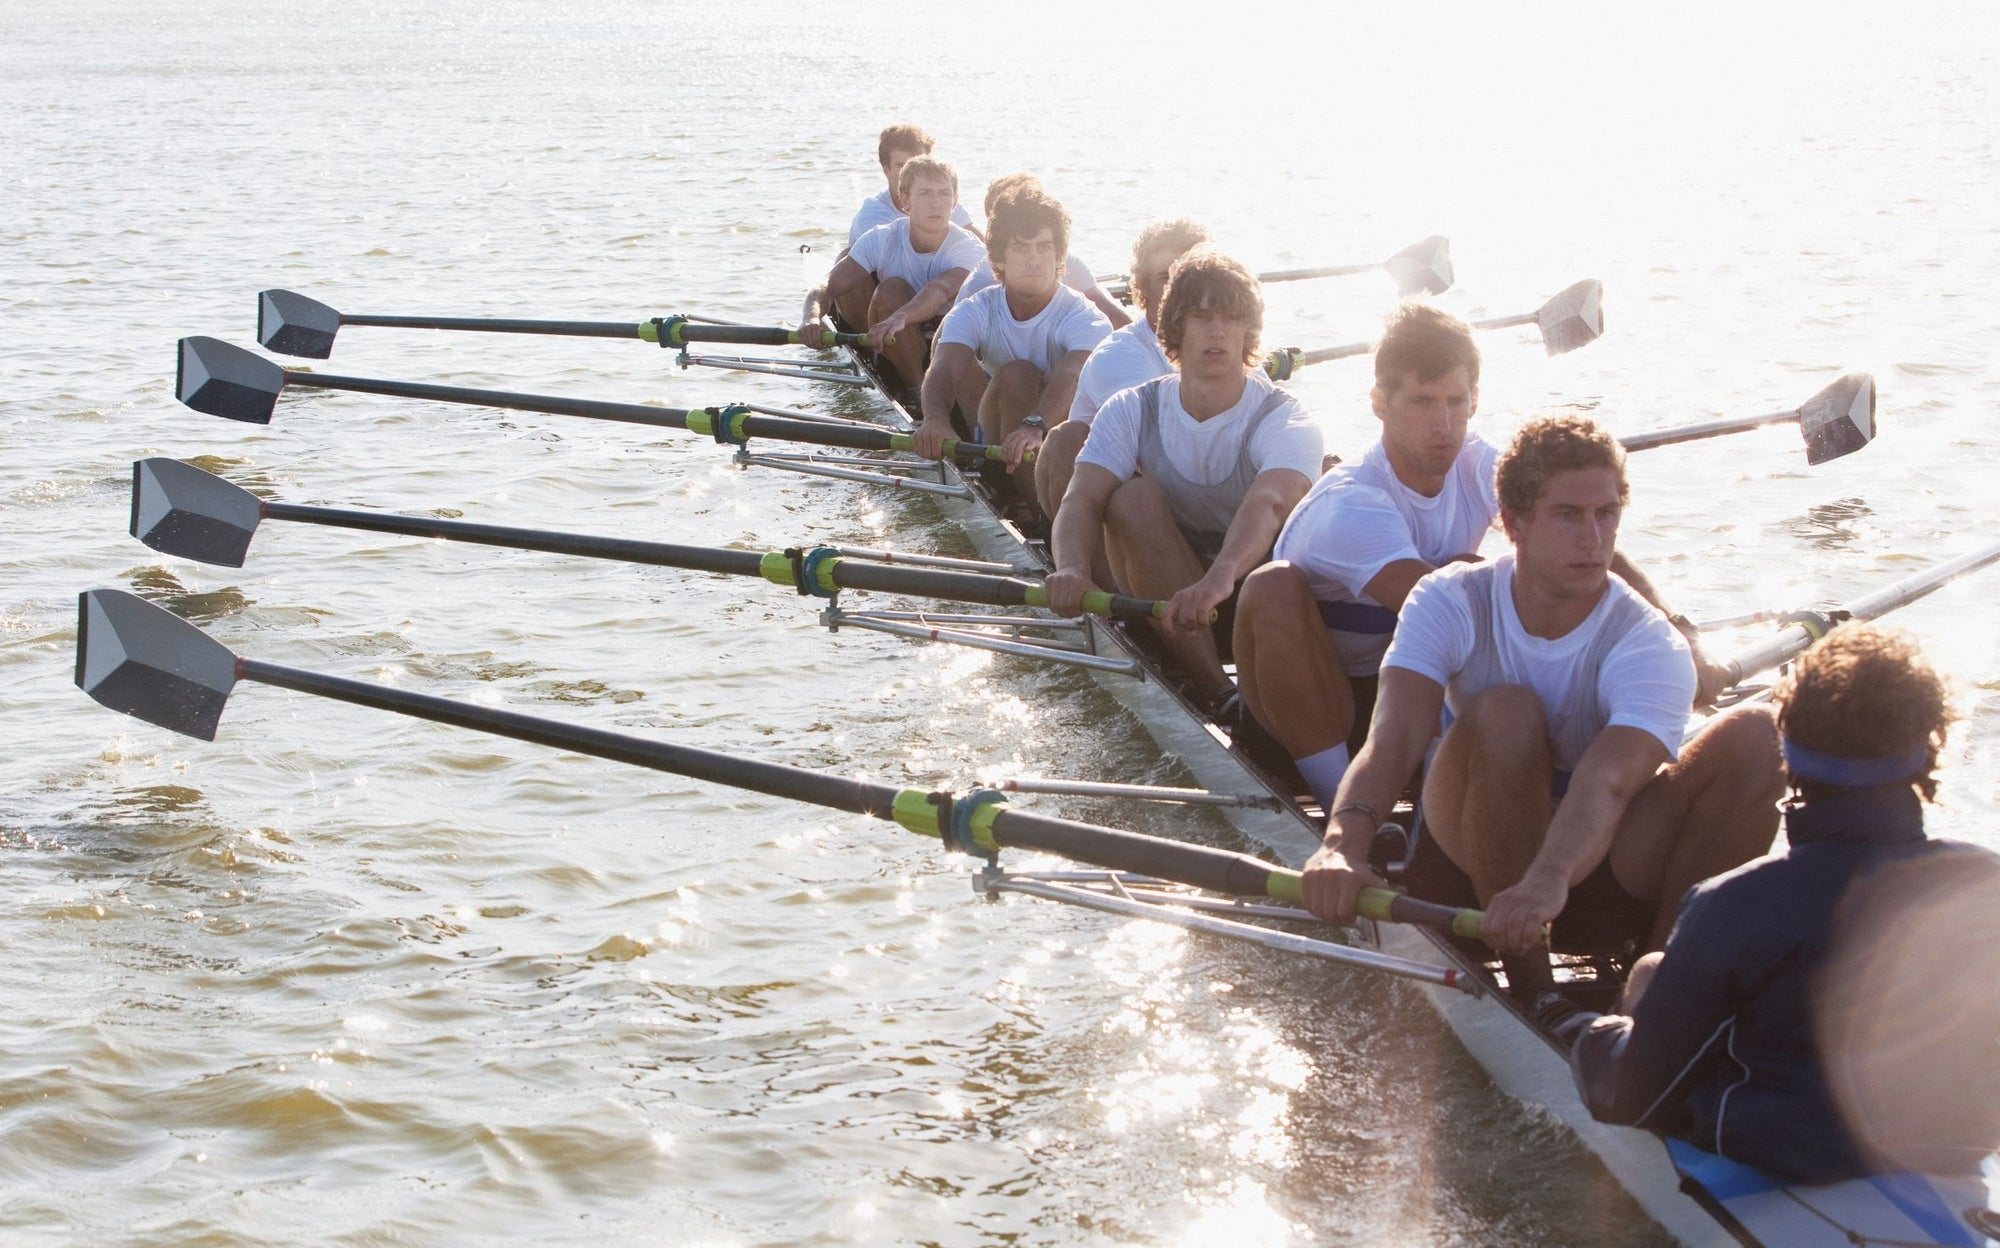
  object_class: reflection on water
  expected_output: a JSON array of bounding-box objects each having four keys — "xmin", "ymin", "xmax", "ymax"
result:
[{"xmin": 5, "ymin": 0, "xmax": 1998, "ymax": 1243}]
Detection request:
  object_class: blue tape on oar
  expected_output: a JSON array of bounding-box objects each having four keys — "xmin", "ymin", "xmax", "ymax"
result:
[
  {"xmin": 787, "ymin": 546, "xmax": 841, "ymax": 599},
  {"xmin": 946, "ymin": 788, "xmax": 1005, "ymax": 860},
  {"xmin": 708, "ymin": 404, "xmax": 751, "ymax": 447}
]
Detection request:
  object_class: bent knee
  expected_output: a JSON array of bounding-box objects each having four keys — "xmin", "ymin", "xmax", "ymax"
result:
[
  {"xmin": 1704, "ymin": 703, "xmax": 1784, "ymax": 797},
  {"xmin": 1237, "ymin": 562, "xmax": 1316, "ymax": 621},
  {"xmin": 1104, "ymin": 474, "xmax": 1171, "ymax": 527},
  {"xmin": 992, "ymin": 358, "xmax": 1044, "ymax": 392},
  {"xmin": 1454, "ymin": 684, "xmax": 1548, "ymax": 740}
]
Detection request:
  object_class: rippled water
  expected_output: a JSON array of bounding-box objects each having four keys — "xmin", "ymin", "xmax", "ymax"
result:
[{"xmin": 4, "ymin": 2, "xmax": 1997, "ymax": 1244}]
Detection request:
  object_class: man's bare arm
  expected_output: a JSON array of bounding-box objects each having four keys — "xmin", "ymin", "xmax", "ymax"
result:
[{"xmin": 1481, "ymin": 725, "xmax": 1668, "ymax": 952}]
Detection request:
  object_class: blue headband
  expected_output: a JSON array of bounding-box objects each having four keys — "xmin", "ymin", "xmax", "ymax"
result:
[{"xmin": 1782, "ymin": 737, "xmax": 1928, "ymax": 788}]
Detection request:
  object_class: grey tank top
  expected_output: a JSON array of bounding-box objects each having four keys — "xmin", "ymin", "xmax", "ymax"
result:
[
  {"xmin": 1134, "ymin": 377, "xmax": 1294, "ymax": 541},
  {"xmin": 1451, "ymin": 562, "xmax": 1656, "ymax": 770}
]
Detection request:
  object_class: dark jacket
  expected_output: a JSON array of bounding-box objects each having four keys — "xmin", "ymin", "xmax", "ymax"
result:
[{"xmin": 1568, "ymin": 784, "xmax": 1994, "ymax": 1183}]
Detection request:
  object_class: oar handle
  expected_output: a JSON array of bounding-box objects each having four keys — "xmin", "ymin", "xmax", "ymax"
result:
[
  {"xmin": 767, "ymin": 548, "xmax": 1163, "ymax": 621},
  {"xmin": 647, "ymin": 316, "xmax": 868, "ymax": 350},
  {"xmin": 1355, "ymin": 888, "xmax": 1486, "ymax": 940}
]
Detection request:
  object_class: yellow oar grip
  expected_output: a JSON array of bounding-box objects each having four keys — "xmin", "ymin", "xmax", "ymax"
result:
[
  {"xmin": 757, "ymin": 550, "xmax": 841, "ymax": 594},
  {"xmin": 890, "ymin": 788, "xmax": 1002, "ymax": 853}
]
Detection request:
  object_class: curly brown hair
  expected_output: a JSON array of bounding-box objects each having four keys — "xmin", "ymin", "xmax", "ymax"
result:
[
  {"xmin": 1496, "ymin": 415, "xmax": 1628, "ymax": 520},
  {"xmin": 984, "ymin": 181, "xmax": 1070, "ymax": 267},
  {"xmin": 1128, "ymin": 219, "xmax": 1212, "ymax": 314},
  {"xmin": 877, "ymin": 124, "xmax": 935, "ymax": 168},
  {"xmin": 896, "ymin": 155, "xmax": 958, "ymax": 202},
  {"xmin": 1375, "ymin": 302, "xmax": 1480, "ymax": 395},
  {"xmin": 1156, "ymin": 249, "xmax": 1262, "ymax": 367},
  {"xmin": 1776, "ymin": 623, "xmax": 1957, "ymax": 800}
]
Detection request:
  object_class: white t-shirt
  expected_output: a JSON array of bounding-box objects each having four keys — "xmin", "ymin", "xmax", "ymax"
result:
[
  {"xmin": 954, "ymin": 252, "xmax": 1109, "ymax": 307},
  {"xmin": 1078, "ymin": 372, "xmax": 1324, "ymax": 485},
  {"xmin": 847, "ymin": 188, "xmax": 976, "ymax": 246},
  {"xmin": 1068, "ymin": 315, "xmax": 1172, "ymax": 426},
  {"xmin": 1384, "ymin": 555, "xmax": 1695, "ymax": 768},
  {"xmin": 1273, "ymin": 433, "xmax": 1501, "ymax": 675},
  {"xmin": 934, "ymin": 283, "xmax": 1111, "ymax": 376},
  {"xmin": 846, "ymin": 219, "xmax": 985, "ymax": 294}
]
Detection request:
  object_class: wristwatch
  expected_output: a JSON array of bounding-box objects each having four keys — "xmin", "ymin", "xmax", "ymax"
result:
[{"xmin": 1020, "ymin": 415, "xmax": 1046, "ymax": 432}]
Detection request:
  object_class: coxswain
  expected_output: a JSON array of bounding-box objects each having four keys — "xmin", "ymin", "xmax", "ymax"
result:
[
  {"xmin": 1036, "ymin": 218, "xmax": 1212, "ymax": 521},
  {"xmin": 1236, "ymin": 306, "xmax": 1733, "ymax": 814},
  {"xmin": 1299, "ymin": 416, "xmax": 1784, "ymax": 988},
  {"xmin": 1567, "ymin": 622, "xmax": 2000, "ymax": 1184},
  {"xmin": 800, "ymin": 155, "xmax": 984, "ymax": 388},
  {"xmin": 910, "ymin": 181, "xmax": 1113, "ymax": 501},
  {"xmin": 1044, "ymin": 250, "xmax": 1323, "ymax": 715},
  {"xmin": 844, "ymin": 123, "xmax": 976, "ymax": 246}
]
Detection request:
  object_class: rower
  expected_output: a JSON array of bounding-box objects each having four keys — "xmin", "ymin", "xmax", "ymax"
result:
[
  {"xmin": 1299, "ymin": 416, "xmax": 1784, "ymax": 985},
  {"xmin": 1235, "ymin": 305, "xmax": 1734, "ymax": 814},
  {"xmin": 953, "ymin": 174, "xmax": 1131, "ymax": 330},
  {"xmin": 1044, "ymin": 250, "xmax": 1323, "ymax": 715},
  {"xmin": 801, "ymin": 155, "xmax": 984, "ymax": 388},
  {"xmin": 1567, "ymin": 623, "xmax": 2000, "ymax": 1183},
  {"xmin": 844, "ymin": 123, "xmax": 976, "ymax": 247},
  {"xmin": 1037, "ymin": 218, "xmax": 1212, "ymax": 521},
  {"xmin": 910, "ymin": 181, "xmax": 1113, "ymax": 500}
]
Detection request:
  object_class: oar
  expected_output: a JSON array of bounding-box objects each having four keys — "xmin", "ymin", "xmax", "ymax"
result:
[
  {"xmin": 72, "ymin": 588, "xmax": 1490, "ymax": 985},
  {"xmin": 257, "ymin": 290, "xmax": 865, "ymax": 360},
  {"xmin": 128, "ymin": 458, "xmax": 1163, "ymax": 622},
  {"xmin": 1102, "ymin": 235, "xmax": 1454, "ymax": 301},
  {"xmin": 1264, "ymin": 278, "xmax": 1603, "ymax": 378},
  {"xmin": 1716, "ymin": 536, "xmax": 2000, "ymax": 687},
  {"xmin": 176, "ymin": 336, "xmax": 1003, "ymax": 463},
  {"xmin": 1618, "ymin": 373, "xmax": 1875, "ymax": 467}
]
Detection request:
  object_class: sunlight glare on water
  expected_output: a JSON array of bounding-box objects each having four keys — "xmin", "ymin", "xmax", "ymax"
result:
[{"xmin": 2, "ymin": 0, "xmax": 1996, "ymax": 1243}]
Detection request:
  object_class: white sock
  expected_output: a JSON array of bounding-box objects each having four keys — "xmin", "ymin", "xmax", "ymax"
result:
[{"xmin": 1295, "ymin": 743, "xmax": 1351, "ymax": 812}]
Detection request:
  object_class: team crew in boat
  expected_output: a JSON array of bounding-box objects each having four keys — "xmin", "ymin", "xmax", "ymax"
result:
[
  {"xmin": 954, "ymin": 174, "xmax": 1130, "ymax": 330},
  {"xmin": 1238, "ymin": 309, "xmax": 1735, "ymax": 815},
  {"xmin": 801, "ymin": 155, "xmax": 984, "ymax": 387},
  {"xmin": 911, "ymin": 182, "xmax": 1113, "ymax": 497},
  {"xmin": 1568, "ymin": 624, "xmax": 2000, "ymax": 1183},
  {"xmin": 1036, "ymin": 218, "xmax": 1214, "ymax": 521},
  {"xmin": 1300, "ymin": 416, "xmax": 1785, "ymax": 975},
  {"xmin": 1232, "ymin": 305, "xmax": 1497, "ymax": 811},
  {"xmin": 844, "ymin": 123, "xmax": 977, "ymax": 246},
  {"xmin": 1045, "ymin": 250, "xmax": 1323, "ymax": 713}
]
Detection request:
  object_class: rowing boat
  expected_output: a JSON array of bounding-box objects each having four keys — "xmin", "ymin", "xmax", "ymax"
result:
[
  {"xmin": 149, "ymin": 285, "xmax": 1999, "ymax": 1245},
  {"xmin": 789, "ymin": 324, "xmax": 1999, "ymax": 1248}
]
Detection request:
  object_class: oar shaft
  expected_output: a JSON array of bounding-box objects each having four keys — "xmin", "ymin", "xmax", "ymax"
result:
[
  {"xmin": 1617, "ymin": 406, "xmax": 1798, "ymax": 452},
  {"xmin": 255, "ymin": 502, "xmax": 1156, "ymax": 619},
  {"xmin": 233, "ymin": 655, "xmax": 1296, "ymax": 898},
  {"xmin": 285, "ymin": 369, "xmax": 694, "ymax": 431},
  {"xmin": 1259, "ymin": 262, "xmax": 1373, "ymax": 283},
  {"xmin": 237, "ymin": 657, "xmax": 909, "ymax": 814},
  {"xmin": 275, "ymin": 370, "xmax": 996, "ymax": 459},
  {"xmin": 1721, "ymin": 537, "xmax": 2000, "ymax": 683},
  {"xmin": 1293, "ymin": 341, "xmax": 1371, "ymax": 367},
  {"xmin": 341, "ymin": 314, "xmax": 650, "ymax": 340},
  {"xmin": 260, "ymin": 502, "xmax": 770, "ymax": 577}
]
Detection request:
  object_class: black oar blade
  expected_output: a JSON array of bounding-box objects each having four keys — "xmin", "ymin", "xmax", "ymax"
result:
[
  {"xmin": 75, "ymin": 589, "xmax": 238, "ymax": 741},
  {"xmin": 177, "ymin": 337, "xmax": 285, "ymax": 424},
  {"xmin": 1386, "ymin": 235, "xmax": 1453, "ymax": 296},
  {"xmin": 131, "ymin": 458, "xmax": 263, "ymax": 568},
  {"xmin": 1799, "ymin": 372, "xmax": 1877, "ymax": 466},
  {"xmin": 258, "ymin": 289, "xmax": 340, "ymax": 359},
  {"xmin": 1538, "ymin": 278, "xmax": 1605, "ymax": 355}
]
